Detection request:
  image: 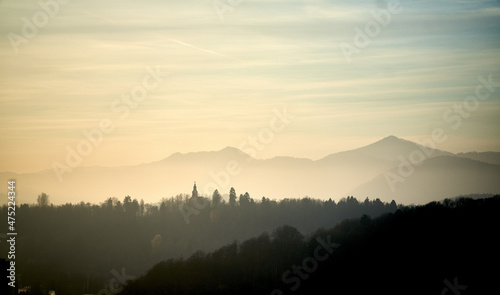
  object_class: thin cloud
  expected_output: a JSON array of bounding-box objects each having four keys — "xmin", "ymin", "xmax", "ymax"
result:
[
  {"xmin": 84, "ymin": 11, "xmax": 118, "ymax": 25},
  {"xmin": 167, "ymin": 38, "xmax": 239, "ymax": 61}
]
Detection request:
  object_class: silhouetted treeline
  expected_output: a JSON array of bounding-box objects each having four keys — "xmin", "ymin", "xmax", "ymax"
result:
[
  {"xmin": 119, "ymin": 196, "xmax": 500, "ymax": 295},
  {"xmin": 0, "ymin": 190, "xmax": 398, "ymax": 295}
]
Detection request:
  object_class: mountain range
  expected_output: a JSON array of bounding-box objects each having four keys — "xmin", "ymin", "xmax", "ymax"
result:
[{"xmin": 2, "ymin": 135, "xmax": 499, "ymax": 205}]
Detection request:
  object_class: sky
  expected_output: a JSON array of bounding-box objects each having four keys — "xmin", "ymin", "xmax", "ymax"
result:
[{"xmin": 1, "ymin": 0, "xmax": 500, "ymax": 173}]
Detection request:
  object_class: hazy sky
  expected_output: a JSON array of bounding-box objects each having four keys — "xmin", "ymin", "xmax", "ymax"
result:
[{"xmin": 1, "ymin": 0, "xmax": 500, "ymax": 173}]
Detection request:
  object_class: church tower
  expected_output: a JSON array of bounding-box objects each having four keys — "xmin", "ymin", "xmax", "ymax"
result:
[{"xmin": 192, "ymin": 181, "xmax": 198, "ymax": 199}]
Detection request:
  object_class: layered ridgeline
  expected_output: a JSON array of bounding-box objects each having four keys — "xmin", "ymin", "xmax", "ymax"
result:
[
  {"xmin": 1, "ymin": 195, "xmax": 399, "ymax": 295},
  {"xmin": 119, "ymin": 196, "xmax": 500, "ymax": 295},
  {"xmin": 1, "ymin": 136, "xmax": 499, "ymax": 205}
]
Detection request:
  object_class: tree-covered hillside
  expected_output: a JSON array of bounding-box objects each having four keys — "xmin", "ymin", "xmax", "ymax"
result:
[
  {"xmin": 120, "ymin": 196, "xmax": 500, "ymax": 295},
  {"xmin": 0, "ymin": 189, "xmax": 398, "ymax": 295}
]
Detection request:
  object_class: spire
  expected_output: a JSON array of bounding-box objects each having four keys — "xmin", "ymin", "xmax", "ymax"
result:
[{"xmin": 192, "ymin": 181, "xmax": 198, "ymax": 199}]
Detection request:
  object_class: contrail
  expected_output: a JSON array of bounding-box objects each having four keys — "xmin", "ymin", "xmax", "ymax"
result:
[
  {"xmin": 83, "ymin": 12, "xmax": 236, "ymax": 60},
  {"xmin": 167, "ymin": 38, "xmax": 238, "ymax": 60}
]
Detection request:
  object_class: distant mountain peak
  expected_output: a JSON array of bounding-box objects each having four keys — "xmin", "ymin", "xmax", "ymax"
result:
[
  {"xmin": 353, "ymin": 135, "xmax": 452, "ymax": 162},
  {"xmin": 218, "ymin": 146, "xmax": 253, "ymax": 158},
  {"xmin": 372, "ymin": 135, "xmax": 413, "ymax": 146},
  {"xmin": 360, "ymin": 135, "xmax": 408, "ymax": 150},
  {"xmin": 221, "ymin": 146, "xmax": 244, "ymax": 153},
  {"xmin": 381, "ymin": 135, "xmax": 401, "ymax": 141}
]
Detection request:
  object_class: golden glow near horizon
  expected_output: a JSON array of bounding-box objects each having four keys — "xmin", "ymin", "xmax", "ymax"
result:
[{"xmin": 1, "ymin": 0, "xmax": 500, "ymax": 173}]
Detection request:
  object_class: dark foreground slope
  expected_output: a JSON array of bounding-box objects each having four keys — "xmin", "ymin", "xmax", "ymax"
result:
[
  {"xmin": 120, "ymin": 196, "xmax": 500, "ymax": 295},
  {"xmin": 0, "ymin": 195, "xmax": 398, "ymax": 295}
]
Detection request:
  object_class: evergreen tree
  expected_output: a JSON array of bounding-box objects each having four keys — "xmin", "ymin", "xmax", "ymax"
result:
[
  {"xmin": 229, "ymin": 187, "xmax": 237, "ymax": 206},
  {"xmin": 212, "ymin": 189, "xmax": 222, "ymax": 207}
]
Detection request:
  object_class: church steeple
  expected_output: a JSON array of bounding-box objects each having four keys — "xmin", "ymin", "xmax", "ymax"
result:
[{"xmin": 192, "ymin": 181, "xmax": 198, "ymax": 199}]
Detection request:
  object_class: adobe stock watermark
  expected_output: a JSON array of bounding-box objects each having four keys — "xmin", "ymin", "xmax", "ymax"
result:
[
  {"xmin": 179, "ymin": 106, "xmax": 294, "ymax": 224},
  {"xmin": 7, "ymin": 0, "xmax": 71, "ymax": 54},
  {"xmin": 340, "ymin": 0, "xmax": 402, "ymax": 63},
  {"xmin": 384, "ymin": 74, "xmax": 499, "ymax": 192},
  {"xmin": 441, "ymin": 277, "xmax": 467, "ymax": 295},
  {"xmin": 213, "ymin": 0, "xmax": 244, "ymax": 21},
  {"xmin": 51, "ymin": 65, "xmax": 165, "ymax": 182},
  {"xmin": 270, "ymin": 235, "xmax": 340, "ymax": 295},
  {"xmin": 94, "ymin": 267, "xmax": 136, "ymax": 295}
]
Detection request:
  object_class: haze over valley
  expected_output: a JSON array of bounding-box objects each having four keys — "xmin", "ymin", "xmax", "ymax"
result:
[{"xmin": 1, "ymin": 135, "xmax": 499, "ymax": 206}]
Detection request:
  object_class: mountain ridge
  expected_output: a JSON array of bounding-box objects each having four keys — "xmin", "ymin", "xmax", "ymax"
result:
[
  {"xmin": 350, "ymin": 155, "xmax": 500, "ymax": 204},
  {"xmin": 2, "ymin": 136, "xmax": 498, "ymax": 205}
]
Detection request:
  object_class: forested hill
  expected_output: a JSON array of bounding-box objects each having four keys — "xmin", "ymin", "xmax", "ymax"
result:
[
  {"xmin": 120, "ymin": 196, "xmax": 500, "ymax": 295},
  {"xmin": 0, "ymin": 192, "xmax": 398, "ymax": 295}
]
